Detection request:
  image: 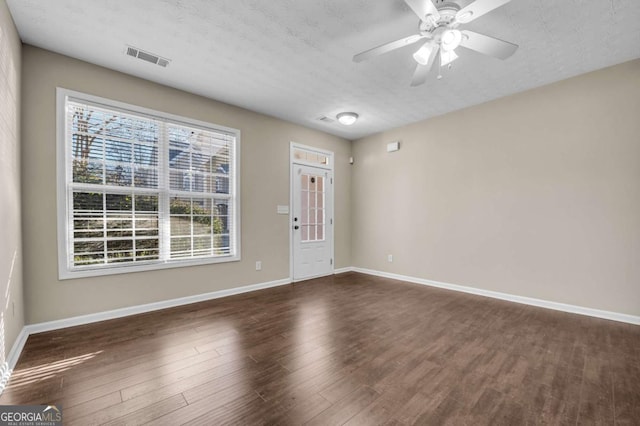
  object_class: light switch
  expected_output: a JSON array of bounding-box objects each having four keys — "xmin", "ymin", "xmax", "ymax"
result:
[{"xmin": 277, "ymin": 205, "xmax": 289, "ymax": 214}]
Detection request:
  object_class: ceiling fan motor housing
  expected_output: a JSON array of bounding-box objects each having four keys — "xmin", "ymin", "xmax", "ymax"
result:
[{"xmin": 419, "ymin": 2, "xmax": 461, "ymax": 34}]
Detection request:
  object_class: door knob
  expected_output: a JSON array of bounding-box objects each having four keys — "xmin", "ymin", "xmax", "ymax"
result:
[{"xmin": 294, "ymin": 225, "xmax": 299, "ymax": 230}]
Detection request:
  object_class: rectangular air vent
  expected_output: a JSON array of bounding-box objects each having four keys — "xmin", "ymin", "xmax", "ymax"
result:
[
  {"xmin": 126, "ymin": 45, "xmax": 171, "ymax": 68},
  {"xmin": 317, "ymin": 116, "xmax": 335, "ymax": 123}
]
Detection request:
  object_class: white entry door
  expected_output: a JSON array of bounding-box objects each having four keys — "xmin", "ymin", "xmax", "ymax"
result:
[{"xmin": 292, "ymin": 164, "xmax": 333, "ymax": 281}]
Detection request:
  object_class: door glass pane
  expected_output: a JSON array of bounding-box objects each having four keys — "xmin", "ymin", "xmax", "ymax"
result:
[{"xmin": 300, "ymin": 172, "xmax": 327, "ymax": 242}]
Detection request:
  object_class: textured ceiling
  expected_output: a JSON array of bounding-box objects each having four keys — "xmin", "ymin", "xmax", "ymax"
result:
[{"xmin": 6, "ymin": 0, "xmax": 640, "ymax": 140}]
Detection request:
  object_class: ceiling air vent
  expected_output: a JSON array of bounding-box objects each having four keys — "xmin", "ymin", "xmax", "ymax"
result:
[
  {"xmin": 126, "ymin": 46, "xmax": 171, "ymax": 68},
  {"xmin": 317, "ymin": 116, "xmax": 335, "ymax": 124}
]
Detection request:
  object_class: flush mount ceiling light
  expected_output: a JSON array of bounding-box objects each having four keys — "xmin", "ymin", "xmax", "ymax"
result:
[{"xmin": 337, "ymin": 112, "xmax": 359, "ymax": 126}]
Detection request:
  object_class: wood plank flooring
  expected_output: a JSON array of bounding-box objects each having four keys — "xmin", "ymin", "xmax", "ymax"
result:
[{"xmin": 1, "ymin": 272, "xmax": 639, "ymax": 425}]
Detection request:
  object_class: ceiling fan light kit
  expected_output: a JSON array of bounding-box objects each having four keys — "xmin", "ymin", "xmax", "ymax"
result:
[
  {"xmin": 353, "ymin": 0, "xmax": 519, "ymax": 86},
  {"xmin": 413, "ymin": 42, "xmax": 435, "ymax": 65},
  {"xmin": 440, "ymin": 49, "xmax": 458, "ymax": 66},
  {"xmin": 441, "ymin": 29, "xmax": 462, "ymax": 51},
  {"xmin": 337, "ymin": 112, "xmax": 359, "ymax": 126}
]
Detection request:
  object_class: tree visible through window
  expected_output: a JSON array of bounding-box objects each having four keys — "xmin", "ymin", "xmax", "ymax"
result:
[{"xmin": 59, "ymin": 91, "xmax": 239, "ymax": 278}]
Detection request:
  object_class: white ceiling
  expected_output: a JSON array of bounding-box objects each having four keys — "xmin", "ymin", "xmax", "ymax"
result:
[{"xmin": 6, "ymin": 0, "xmax": 640, "ymax": 140}]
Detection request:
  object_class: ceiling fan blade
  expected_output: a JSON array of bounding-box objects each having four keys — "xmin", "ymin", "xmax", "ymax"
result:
[
  {"xmin": 404, "ymin": 0, "xmax": 440, "ymax": 22},
  {"xmin": 459, "ymin": 30, "xmax": 518, "ymax": 59},
  {"xmin": 410, "ymin": 44, "xmax": 439, "ymax": 86},
  {"xmin": 353, "ymin": 34, "xmax": 423, "ymax": 62},
  {"xmin": 456, "ymin": 0, "xmax": 511, "ymax": 23},
  {"xmin": 411, "ymin": 64, "xmax": 430, "ymax": 87}
]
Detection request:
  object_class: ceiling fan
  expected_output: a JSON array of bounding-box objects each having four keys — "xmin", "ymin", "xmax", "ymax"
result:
[{"xmin": 353, "ymin": 0, "xmax": 518, "ymax": 86}]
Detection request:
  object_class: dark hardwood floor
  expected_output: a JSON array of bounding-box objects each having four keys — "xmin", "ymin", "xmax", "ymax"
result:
[{"xmin": 1, "ymin": 272, "xmax": 639, "ymax": 425}]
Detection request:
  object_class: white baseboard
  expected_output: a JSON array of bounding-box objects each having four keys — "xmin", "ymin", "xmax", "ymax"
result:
[
  {"xmin": 1, "ymin": 327, "xmax": 28, "ymax": 393},
  {"xmin": 1, "ymin": 277, "xmax": 291, "ymax": 394},
  {"xmin": 6, "ymin": 328, "xmax": 28, "ymax": 369},
  {"xmin": 334, "ymin": 267, "xmax": 354, "ymax": 274},
  {"xmin": 27, "ymin": 277, "xmax": 292, "ymax": 335},
  {"xmin": 352, "ymin": 267, "xmax": 640, "ymax": 325}
]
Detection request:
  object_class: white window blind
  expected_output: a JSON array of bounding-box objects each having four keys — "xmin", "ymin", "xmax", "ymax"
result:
[{"xmin": 58, "ymin": 90, "xmax": 240, "ymax": 278}]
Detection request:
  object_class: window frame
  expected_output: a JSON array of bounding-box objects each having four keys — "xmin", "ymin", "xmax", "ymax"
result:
[{"xmin": 56, "ymin": 88, "xmax": 241, "ymax": 280}]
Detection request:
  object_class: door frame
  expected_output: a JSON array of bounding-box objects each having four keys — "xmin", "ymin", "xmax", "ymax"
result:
[{"xmin": 289, "ymin": 142, "xmax": 335, "ymax": 282}]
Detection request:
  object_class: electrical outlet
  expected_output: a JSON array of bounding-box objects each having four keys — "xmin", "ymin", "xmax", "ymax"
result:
[
  {"xmin": 256, "ymin": 261, "xmax": 262, "ymax": 271},
  {"xmin": 388, "ymin": 254, "xmax": 393, "ymax": 263}
]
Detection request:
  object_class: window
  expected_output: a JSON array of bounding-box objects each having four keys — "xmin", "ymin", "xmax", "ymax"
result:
[
  {"xmin": 292, "ymin": 148, "xmax": 329, "ymax": 166},
  {"xmin": 57, "ymin": 89, "xmax": 240, "ymax": 279}
]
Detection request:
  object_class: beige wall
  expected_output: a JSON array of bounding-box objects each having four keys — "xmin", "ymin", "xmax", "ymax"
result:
[
  {"xmin": 352, "ymin": 60, "xmax": 640, "ymax": 316},
  {"xmin": 21, "ymin": 46, "xmax": 351, "ymax": 324},
  {"xmin": 0, "ymin": 0, "xmax": 24, "ymax": 360},
  {"xmin": 16, "ymin": 43, "xmax": 640, "ymax": 324}
]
